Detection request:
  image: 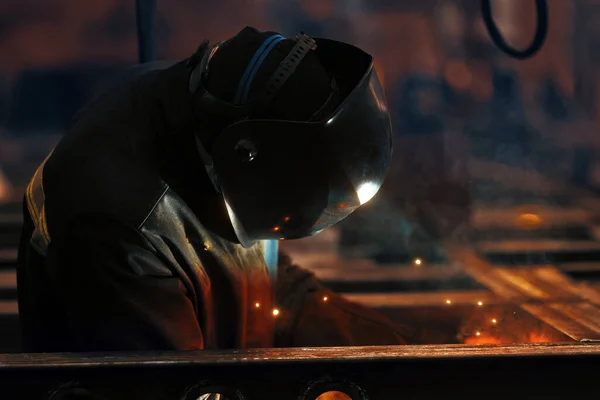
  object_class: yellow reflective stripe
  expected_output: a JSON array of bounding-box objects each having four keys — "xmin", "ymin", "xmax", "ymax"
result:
[
  {"xmin": 25, "ymin": 150, "xmax": 54, "ymax": 255},
  {"xmin": 39, "ymin": 204, "xmax": 50, "ymax": 246},
  {"xmin": 25, "ymin": 172, "xmax": 38, "ymax": 223}
]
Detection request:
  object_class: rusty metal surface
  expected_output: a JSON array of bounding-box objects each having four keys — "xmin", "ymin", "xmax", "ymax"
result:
[
  {"xmin": 344, "ymin": 290, "xmax": 501, "ymax": 308},
  {"xmin": 448, "ymin": 249, "xmax": 600, "ymax": 340},
  {"xmin": 0, "ymin": 248, "xmax": 17, "ymax": 264},
  {"xmin": 0, "ymin": 344, "xmax": 599, "ymax": 400},
  {"xmin": 478, "ymin": 239, "xmax": 600, "ymax": 252},
  {"xmin": 472, "ymin": 207, "xmax": 593, "ymax": 229},
  {"xmin": 0, "ymin": 271, "xmax": 15, "ymax": 289},
  {"xmin": 0, "ymin": 214, "xmax": 22, "ymax": 226},
  {"xmin": 0, "ymin": 301, "xmax": 17, "ymax": 315},
  {"xmin": 0, "ymin": 343, "xmax": 599, "ymax": 368}
]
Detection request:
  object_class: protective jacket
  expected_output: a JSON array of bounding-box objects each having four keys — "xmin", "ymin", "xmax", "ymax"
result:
[{"xmin": 17, "ymin": 57, "xmax": 412, "ymax": 353}]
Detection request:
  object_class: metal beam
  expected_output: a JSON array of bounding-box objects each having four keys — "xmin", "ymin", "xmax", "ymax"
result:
[{"xmin": 0, "ymin": 344, "xmax": 600, "ymax": 400}]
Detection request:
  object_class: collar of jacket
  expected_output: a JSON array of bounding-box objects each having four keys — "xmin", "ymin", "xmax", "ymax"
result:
[{"xmin": 144, "ymin": 60, "xmax": 240, "ymax": 245}]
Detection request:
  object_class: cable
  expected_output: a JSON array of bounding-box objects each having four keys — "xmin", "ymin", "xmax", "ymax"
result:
[
  {"xmin": 135, "ymin": 0, "xmax": 157, "ymax": 63},
  {"xmin": 481, "ymin": 0, "xmax": 548, "ymax": 60}
]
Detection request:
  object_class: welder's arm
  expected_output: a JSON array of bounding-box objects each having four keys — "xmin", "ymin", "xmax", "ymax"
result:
[
  {"xmin": 53, "ymin": 215, "xmax": 204, "ymax": 352},
  {"xmin": 274, "ymin": 253, "xmax": 419, "ymax": 347}
]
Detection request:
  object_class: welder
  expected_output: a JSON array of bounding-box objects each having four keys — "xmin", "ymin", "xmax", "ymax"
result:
[{"xmin": 16, "ymin": 27, "xmax": 413, "ymax": 352}]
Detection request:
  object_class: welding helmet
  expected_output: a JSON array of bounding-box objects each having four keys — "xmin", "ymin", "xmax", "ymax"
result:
[{"xmin": 188, "ymin": 28, "xmax": 392, "ymax": 247}]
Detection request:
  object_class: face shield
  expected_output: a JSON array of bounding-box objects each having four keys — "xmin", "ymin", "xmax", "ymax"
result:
[{"xmin": 211, "ymin": 39, "xmax": 393, "ymax": 247}]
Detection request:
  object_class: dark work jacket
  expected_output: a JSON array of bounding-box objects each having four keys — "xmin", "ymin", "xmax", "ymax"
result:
[{"xmin": 17, "ymin": 58, "xmax": 412, "ymax": 353}]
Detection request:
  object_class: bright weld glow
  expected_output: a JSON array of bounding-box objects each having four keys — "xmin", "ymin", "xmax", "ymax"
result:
[
  {"xmin": 323, "ymin": 296, "xmax": 328, "ymax": 302},
  {"xmin": 476, "ymin": 332, "xmax": 481, "ymax": 336},
  {"xmin": 477, "ymin": 301, "xmax": 484, "ymax": 306},
  {"xmin": 272, "ymin": 309, "xmax": 280, "ymax": 316},
  {"xmin": 492, "ymin": 319, "xmax": 497, "ymax": 324},
  {"xmin": 255, "ymin": 303, "xmax": 260, "ymax": 308},
  {"xmin": 446, "ymin": 299, "xmax": 452, "ymax": 305},
  {"xmin": 356, "ymin": 182, "xmax": 380, "ymax": 205},
  {"xmin": 414, "ymin": 258, "xmax": 422, "ymax": 266}
]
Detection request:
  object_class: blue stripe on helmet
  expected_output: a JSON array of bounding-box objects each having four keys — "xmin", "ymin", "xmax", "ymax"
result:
[
  {"xmin": 233, "ymin": 34, "xmax": 285, "ymax": 105},
  {"xmin": 234, "ymin": 34, "xmax": 285, "ymax": 104},
  {"xmin": 240, "ymin": 36, "xmax": 285, "ymax": 104}
]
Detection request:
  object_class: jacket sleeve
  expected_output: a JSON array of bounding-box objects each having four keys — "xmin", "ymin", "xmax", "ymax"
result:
[
  {"xmin": 51, "ymin": 214, "xmax": 204, "ymax": 352},
  {"xmin": 274, "ymin": 253, "xmax": 420, "ymax": 347}
]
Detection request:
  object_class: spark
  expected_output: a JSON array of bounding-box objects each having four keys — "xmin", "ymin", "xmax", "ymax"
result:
[
  {"xmin": 272, "ymin": 309, "xmax": 280, "ymax": 316},
  {"xmin": 273, "ymin": 226, "xmax": 280, "ymax": 232},
  {"xmin": 413, "ymin": 258, "xmax": 423, "ymax": 266}
]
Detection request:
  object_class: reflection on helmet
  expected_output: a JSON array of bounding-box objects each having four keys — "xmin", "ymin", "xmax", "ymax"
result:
[{"xmin": 356, "ymin": 182, "xmax": 380, "ymax": 205}]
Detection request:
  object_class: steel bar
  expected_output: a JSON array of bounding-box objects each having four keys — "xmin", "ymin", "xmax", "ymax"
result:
[{"xmin": 0, "ymin": 344, "xmax": 600, "ymax": 400}]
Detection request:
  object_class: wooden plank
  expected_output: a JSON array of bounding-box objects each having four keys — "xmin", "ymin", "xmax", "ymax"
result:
[
  {"xmin": 549, "ymin": 303, "xmax": 600, "ymax": 336},
  {"xmin": 532, "ymin": 267, "xmax": 600, "ymax": 304},
  {"xmin": 283, "ymin": 251, "xmax": 377, "ymax": 273},
  {"xmin": 521, "ymin": 303, "xmax": 600, "ymax": 341},
  {"xmin": 558, "ymin": 262, "xmax": 600, "ymax": 273},
  {"xmin": 0, "ymin": 213, "xmax": 22, "ymax": 225},
  {"xmin": 0, "ymin": 301, "xmax": 17, "ymax": 315},
  {"xmin": 314, "ymin": 264, "xmax": 464, "ymax": 282},
  {"xmin": 473, "ymin": 226, "xmax": 593, "ymax": 243},
  {"xmin": 445, "ymin": 248, "xmax": 600, "ymax": 340},
  {"xmin": 343, "ymin": 290, "xmax": 501, "ymax": 308},
  {"xmin": 4, "ymin": 344, "xmax": 600, "ymax": 400},
  {"xmin": 555, "ymin": 282, "xmax": 600, "ymax": 307},
  {"xmin": 579, "ymin": 283, "xmax": 600, "ymax": 304},
  {"xmin": 478, "ymin": 240, "xmax": 600, "ymax": 253},
  {"xmin": 472, "ymin": 191, "xmax": 573, "ymax": 207},
  {"xmin": 493, "ymin": 268, "xmax": 554, "ymax": 300},
  {"xmin": 512, "ymin": 268, "xmax": 587, "ymax": 301},
  {"xmin": 0, "ymin": 271, "xmax": 16, "ymax": 290},
  {"xmin": 471, "ymin": 206, "xmax": 593, "ymax": 229},
  {"xmin": 446, "ymin": 249, "xmax": 530, "ymax": 301},
  {"xmin": 0, "ymin": 249, "xmax": 17, "ymax": 264},
  {"xmin": 3, "ymin": 343, "xmax": 600, "ymax": 367},
  {"xmin": 469, "ymin": 159, "xmax": 566, "ymax": 194},
  {"xmin": 589, "ymin": 225, "xmax": 600, "ymax": 241},
  {"xmin": 471, "ymin": 158, "xmax": 600, "ymax": 223}
]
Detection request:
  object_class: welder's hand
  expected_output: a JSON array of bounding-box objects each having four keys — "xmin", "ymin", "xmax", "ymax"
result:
[{"xmin": 274, "ymin": 253, "xmax": 418, "ymax": 347}]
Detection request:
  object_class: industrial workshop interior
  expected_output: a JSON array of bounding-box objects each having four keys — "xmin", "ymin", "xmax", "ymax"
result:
[{"xmin": 1, "ymin": 0, "xmax": 600, "ymax": 399}]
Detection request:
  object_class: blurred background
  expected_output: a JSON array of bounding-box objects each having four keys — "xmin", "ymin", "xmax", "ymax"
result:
[{"xmin": 3, "ymin": 0, "xmax": 600, "ymax": 352}]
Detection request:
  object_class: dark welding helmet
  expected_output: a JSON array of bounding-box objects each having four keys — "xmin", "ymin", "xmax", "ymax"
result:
[{"xmin": 188, "ymin": 32, "xmax": 392, "ymax": 247}]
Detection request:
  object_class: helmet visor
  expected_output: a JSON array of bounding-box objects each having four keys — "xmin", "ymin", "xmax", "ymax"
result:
[{"xmin": 213, "ymin": 64, "xmax": 392, "ymax": 246}]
